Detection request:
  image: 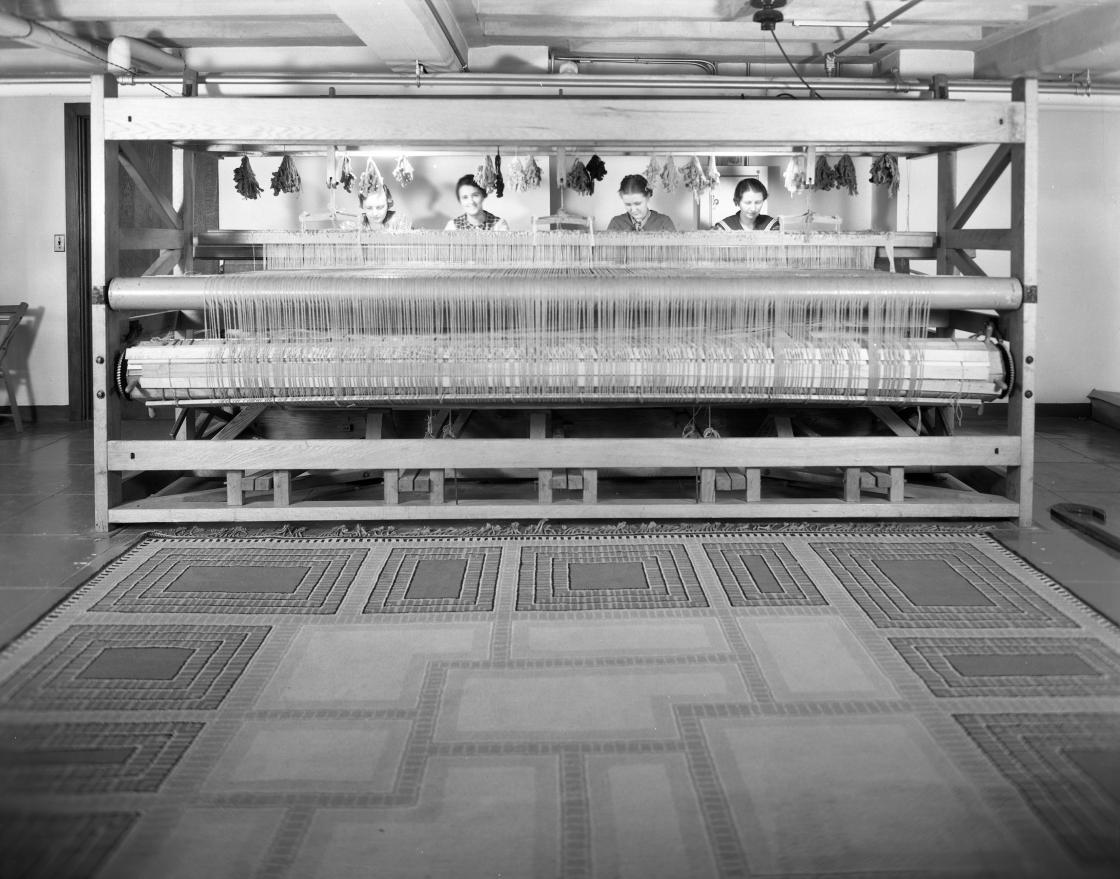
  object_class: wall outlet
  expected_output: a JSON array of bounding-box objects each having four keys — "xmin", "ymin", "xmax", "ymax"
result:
[{"xmin": 53, "ymin": 234, "xmax": 66, "ymax": 252}]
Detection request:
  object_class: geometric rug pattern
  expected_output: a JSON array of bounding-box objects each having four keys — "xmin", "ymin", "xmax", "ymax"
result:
[
  {"xmin": 703, "ymin": 541, "xmax": 825, "ymax": 606},
  {"xmin": 517, "ymin": 542, "xmax": 706, "ymax": 610},
  {"xmin": 955, "ymin": 712, "xmax": 1120, "ymax": 863},
  {"xmin": 0, "ymin": 531, "xmax": 1117, "ymax": 879},
  {"xmin": 811, "ymin": 541, "xmax": 1080, "ymax": 629},
  {"xmin": 365, "ymin": 545, "xmax": 501, "ymax": 613},
  {"xmin": 91, "ymin": 546, "xmax": 368, "ymax": 614}
]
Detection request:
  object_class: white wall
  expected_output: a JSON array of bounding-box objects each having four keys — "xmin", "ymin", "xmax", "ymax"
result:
[
  {"xmin": 2, "ymin": 95, "xmax": 1118, "ymax": 410},
  {"xmin": 900, "ymin": 107, "xmax": 1120, "ymax": 402},
  {"xmin": 0, "ymin": 97, "xmax": 71, "ymax": 409}
]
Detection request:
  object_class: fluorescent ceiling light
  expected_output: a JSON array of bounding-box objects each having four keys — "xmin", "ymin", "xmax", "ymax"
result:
[{"xmin": 791, "ymin": 20, "xmax": 889, "ymax": 28}]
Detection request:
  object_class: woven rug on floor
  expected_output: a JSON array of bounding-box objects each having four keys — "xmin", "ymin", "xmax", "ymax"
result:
[{"xmin": 1, "ymin": 529, "xmax": 1118, "ymax": 879}]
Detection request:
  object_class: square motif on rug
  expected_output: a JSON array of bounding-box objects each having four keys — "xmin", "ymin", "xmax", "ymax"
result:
[
  {"xmin": 0, "ymin": 625, "xmax": 268, "ymax": 711},
  {"xmin": 365, "ymin": 545, "xmax": 500, "ymax": 613},
  {"xmin": 891, "ymin": 636, "xmax": 1120, "ymax": 697},
  {"xmin": 517, "ymin": 543, "xmax": 706, "ymax": 611},
  {"xmin": 0, "ymin": 811, "xmax": 138, "ymax": 879},
  {"xmin": 90, "ymin": 545, "xmax": 367, "ymax": 614},
  {"xmin": 0, "ymin": 721, "xmax": 203, "ymax": 794},
  {"xmin": 703, "ymin": 542, "xmax": 825, "ymax": 606},
  {"xmin": 956, "ymin": 712, "xmax": 1120, "ymax": 864},
  {"xmin": 812, "ymin": 541, "xmax": 1077, "ymax": 629}
]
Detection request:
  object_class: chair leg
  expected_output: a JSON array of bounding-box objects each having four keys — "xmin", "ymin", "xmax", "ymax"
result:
[{"xmin": 1, "ymin": 370, "xmax": 21, "ymax": 433}]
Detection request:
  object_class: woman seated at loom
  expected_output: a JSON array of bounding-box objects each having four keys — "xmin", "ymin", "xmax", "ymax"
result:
[
  {"xmin": 360, "ymin": 184, "xmax": 411, "ymax": 231},
  {"xmin": 713, "ymin": 178, "xmax": 780, "ymax": 231},
  {"xmin": 444, "ymin": 174, "xmax": 509, "ymax": 231},
  {"xmin": 606, "ymin": 174, "xmax": 677, "ymax": 233}
]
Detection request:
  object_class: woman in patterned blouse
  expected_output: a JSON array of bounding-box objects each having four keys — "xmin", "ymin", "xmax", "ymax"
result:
[{"xmin": 444, "ymin": 174, "xmax": 509, "ymax": 231}]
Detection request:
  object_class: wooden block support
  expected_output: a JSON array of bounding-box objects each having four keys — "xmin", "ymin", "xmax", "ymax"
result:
[
  {"xmin": 582, "ymin": 469, "xmax": 598, "ymax": 504},
  {"xmin": 746, "ymin": 468, "xmax": 762, "ymax": 502},
  {"xmin": 699, "ymin": 468, "xmax": 716, "ymax": 503},
  {"xmin": 226, "ymin": 471, "xmax": 244, "ymax": 506},
  {"xmin": 383, "ymin": 470, "xmax": 399, "ymax": 504},
  {"xmin": 273, "ymin": 470, "xmax": 291, "ymax": 506},
  {"xmin": 889, "ymin": 466, "xmax": 906, "ymax": 503},
  {"xmin": 429, "ymin": 470, "xmax": 445, "ymax": 504},
  {"xmin": 844, "ymin": 468, "xmax": 861, "ymax": 503}
]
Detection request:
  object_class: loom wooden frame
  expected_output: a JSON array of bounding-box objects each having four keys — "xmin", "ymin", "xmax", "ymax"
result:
[{"xmin": 89, "ymin": 78, "xmax": 1038, "ymax": 530}]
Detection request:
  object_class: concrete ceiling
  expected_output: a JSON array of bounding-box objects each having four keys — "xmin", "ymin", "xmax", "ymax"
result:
[{"xmin": 1, "ymin": 0, "xmax": 1118, "ymax": 84}]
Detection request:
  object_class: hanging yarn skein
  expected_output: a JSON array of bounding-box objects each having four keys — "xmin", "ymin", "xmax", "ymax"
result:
[
  {"xmin": 270, "ymin": 155, "xmax": 301, "ymax": 196},
  {"xmin": 233, "ymin": 156, "xmax": 263, "ymax": 200}
]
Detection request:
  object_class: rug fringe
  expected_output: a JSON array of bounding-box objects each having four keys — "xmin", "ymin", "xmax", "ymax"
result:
[{"xmin": 146, "ymin": 519, "xmax": 996, "ymax": 541}]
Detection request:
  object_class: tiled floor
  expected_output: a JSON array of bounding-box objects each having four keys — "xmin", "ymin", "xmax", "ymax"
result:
[{"xmin": 0, "ymin": 413, "xmax": 1118, "ymax": 648}]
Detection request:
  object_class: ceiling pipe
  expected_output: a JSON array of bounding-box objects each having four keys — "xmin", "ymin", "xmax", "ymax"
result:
[
  {"xmin": 0, "ymin": 71, "xmax": 1116, "ymax": 97},
  {"xmin": 552, "ymin": 55, "xmax": 719, "ymax": 76},
  {"xmin": 107, "ymin": 37, "xmax": 186, "ymax": 77},
  {"xmin": 0, "ymin": 9, "xmax": 107, "ymax": 66}
]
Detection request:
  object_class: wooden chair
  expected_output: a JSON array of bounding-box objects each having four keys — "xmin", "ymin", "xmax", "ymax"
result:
[
  {"xmin": 777, "ymin": 210, "xmax": 842, "ymax": 232},
  {"xmin": 0, "ymin": 302, "xmax": 28, "ymax": 432},
  {"xmin": 532, "ymin": 212, "xmax": 593, "ymax": 232}
]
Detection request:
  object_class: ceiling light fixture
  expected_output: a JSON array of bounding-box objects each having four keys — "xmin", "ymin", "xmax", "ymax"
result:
[
  {"xmin": 791, "ymin": 21, "xmax": 882, "ymax": 29},
  {"xmin": 749, "ymin": 0, "xmax": 787, "ymax": 32}
]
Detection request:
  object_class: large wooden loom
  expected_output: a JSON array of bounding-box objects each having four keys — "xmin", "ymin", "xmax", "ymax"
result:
[{"xmin": 90, "ymin": 77, "xmax": 1038, "ymax": 529}]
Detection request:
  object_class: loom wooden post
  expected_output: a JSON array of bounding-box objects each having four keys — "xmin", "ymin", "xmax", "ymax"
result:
[
  {"xmin": 745, "ymin": 468, "xmax": 762, "ymax": 502},
  {"xmin": 1008, "ymin": 77, "xmax": 1038, "ymax": 527},
  {"xmin": 365, "ymin": 409, "xmax": 400, "ymax": 504},
  {"xmin": 889, "ymin": 467, "xmax": 906, "ymax": 503},
  {"xmin": 581, "ymin": 469, "xmax": 597, "ymax": 504},
  {"xmin": 227, "ymin": 471, "xmax": 244, "ymax": 506},
  {"xmin": 844, "ymin": 468, "xmax": 861, "ymax": 502},
  {"xmin": 91, "ymin": 74, "xmax": 121, "ymax": 533},
  {"xmin": 273, "ymin": 470, "xmax": 290, "ymax": 506},
  {"xmin": 936, "ymin": 150, "xmax": 957, "ymax": 276},
  {"xmin": 699, "ymin": 469, "xmax": 716, "ymax": 503},
  {"xmin": 531, "ymin": 410, "xmax": 552, "ymax": 503}
]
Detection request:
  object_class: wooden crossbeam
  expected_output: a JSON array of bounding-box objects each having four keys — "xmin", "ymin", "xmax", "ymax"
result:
[
  {"xmin": 948, "ymin": 144, "xmax": 1012, "ymax": 229},
  {"xmin": 141, "ymin": 249, "xmax": 182, "ymax": 277},
  {"xmin": 949, "ymin": 249, "xmax": 988, "ymax": 277},
  {"xmin": 118, "ymin": 142, "xmax": 181, "ymax": 230},
  {"xmin": 212, "ymin": 403, "xmax": 267, "ymax": 440}
]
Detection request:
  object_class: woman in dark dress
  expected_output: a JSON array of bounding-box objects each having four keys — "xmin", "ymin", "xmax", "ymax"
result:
[
  {"xmin": 606, "ymin": 174, "xmax": 677, "ymax": 233},
  {"xmin": 714, "ymin": 178, "xmax": 779, "ymax": 231}
]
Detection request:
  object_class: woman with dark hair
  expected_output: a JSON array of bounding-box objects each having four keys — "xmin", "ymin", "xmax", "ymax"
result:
[
  {"xmin": 359, "ymin": 185, "xmax": 411, "ymax": 231},
  {"xmin": 606, "ymin": 174, "xmax": 677, "ymax": 232},
  {"xmin": 444, "ymin": 174, "xmax": 509, "ymax": 231},
  {"xmin": 714, "ymin": 178, "xmax": 779, "ymax": 231}
]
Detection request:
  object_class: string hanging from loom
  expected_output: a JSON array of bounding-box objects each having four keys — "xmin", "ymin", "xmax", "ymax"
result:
[{"xmin": 183, "ymin": 268, "xmax": 948, "ymax": 405}]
